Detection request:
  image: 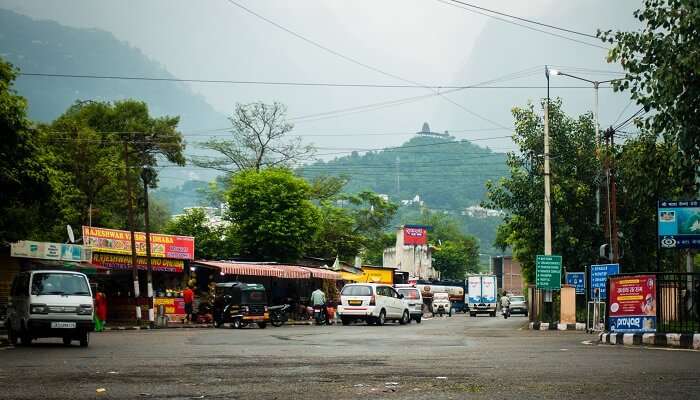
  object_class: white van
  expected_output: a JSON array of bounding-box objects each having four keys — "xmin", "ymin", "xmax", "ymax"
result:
[
  {"xmin": 337, "ymin": 283, "xmax": 410, "ymax": 326},
  {"xmin": 6, "ymin": 270, "xmax": 94, "ymax": 347}
]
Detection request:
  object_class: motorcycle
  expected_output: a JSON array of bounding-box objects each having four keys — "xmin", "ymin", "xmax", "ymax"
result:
[
  {"xmin": 269, "ymin": 304, "xmax": 290, "ymax": 327},
  {"xmin": 313, "ymin": 304, "xmax": 330, "ymax": 325},
  {"xmin": 502, "ymin": 306, "xmax": 510, "ymax": 319}
]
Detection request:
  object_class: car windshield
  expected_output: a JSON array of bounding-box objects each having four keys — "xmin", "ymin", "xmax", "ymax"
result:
[
  {"xmin": 31, "ymin": 273, "xmax": 90, "ymax": 295},
  {"xmin": 510, "ymin": 296, "xmax": 526, "ymax": 302},
  {"xmin": 398, "ymin": 289, "xmax": 420, "ymax": 299},
  {"xmin": 242, "ymin": 290, "xmax": 267, "ymax": 304},
  {"xmin": 341, "ymin": 285, "xmax": 372, "ymax": 296}
]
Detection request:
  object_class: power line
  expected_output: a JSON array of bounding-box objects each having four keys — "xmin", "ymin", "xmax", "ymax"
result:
[{"xmin": 435, "ymin": 0, "xmax": 607, "ymax": 50}]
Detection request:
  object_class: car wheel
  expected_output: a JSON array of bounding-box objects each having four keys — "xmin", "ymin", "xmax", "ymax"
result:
[
  {"xmin": 79, "ymin": 331, "xmax": 89, "ymax": 347},
  {"xmin": 62, "ymin": 336, "xmax": 72, "ymax": 346},
  {"xmin": 415, "ymin": 315, "xmax": 422, "ymax": 324},
  {"xmin": 232, "ymin": 319, "xmax": 242, "ymax": 329},
  {"xmin": 214, "ymin": 319, "xmax": 223, "ymax": 328},
  {"xmin": 257, "ymin": 322, "xmax": 267, "ymax": 329},
  {"xmin": 341, "ymin": 317, "xmax": 351, "ymax": 326},
  {"xmin": 399, "ymin": 310, "xmax": 409, "ymax": 325},
  {"xmin": 376, "ymin": 310, "xmax": 386, "ymax": 326}
]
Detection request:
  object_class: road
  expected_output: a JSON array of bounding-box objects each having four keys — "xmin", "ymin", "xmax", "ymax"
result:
[{"xmin": 1, "ymin": 313, "xmax": 698, "ymax": 399}]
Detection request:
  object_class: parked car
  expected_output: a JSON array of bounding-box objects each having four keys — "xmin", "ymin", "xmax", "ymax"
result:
[
  {"xmin": 213, "ymin": 282, "xmax": 269, "ymax": 329},
  {"xmin": 396, "ymin": 286, "xmax": 423, "ymax": 323},
  {"xmin": 6, "ymin": 270, "xmax": 94, "ymax": 347},
  {"xmin": 431, "ymin": 292, "xmax": 452, "ymax": 316},
  {"xmin": 337, "ymin": 283, "xmax": 410, "ymax": 326},
  {"xmin": 507, "ymin": 295, "xmax": 528, "ymax": 316}
]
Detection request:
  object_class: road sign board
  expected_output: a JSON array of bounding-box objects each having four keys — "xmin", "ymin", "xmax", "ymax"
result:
[
  {"xmin": 589, "ymin": 264, "xmax": 619, "ymax": 299},
  {"xmin": 566, "ymin": 272, "xmax": 585, "ymax": 295},
  {"xmin": 536, "ymin": 255, "xmax": 562, "ymax": 290}
]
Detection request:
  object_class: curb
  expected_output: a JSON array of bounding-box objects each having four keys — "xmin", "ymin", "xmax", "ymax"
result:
[
  {"xmin": 598, "ymin": 332, "xmax": 700, "ymax": 350},
  {"xmin": 104, "ymin": 324, "xmax": 213, "ymax": 331},
  {"xmin": 529, "ymin": 322, "xmax": 585, "ymax": 331}
]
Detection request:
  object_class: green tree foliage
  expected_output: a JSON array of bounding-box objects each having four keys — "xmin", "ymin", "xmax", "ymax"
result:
[
  {"xmin": 0, "ymin": 59, "xmax": 52, "ymax": 243},
  {"xmin": 599, "ymin": 0, "xmax": 700, "ymax": 191},
  {"xmin": 164, "ymin": 208, "xmax": 237, "ymax": 260},
  {"xmin": 307, "ymin": 202, "xmax": 365, "ymax": 261},
  {"xmin": 225, "ymin": 169, "xmax": 319, "ymax": 261},
  {"xmin": 486, "ymin": 100, "xmax": 602, "ymax": 282},
  {"xmin": 432, "ymin": 239, "xmax": 479, "ymax": 280}
]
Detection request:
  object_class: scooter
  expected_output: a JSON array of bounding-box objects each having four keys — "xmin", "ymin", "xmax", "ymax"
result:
[
  {"xmin": 269, "ymin": 304, "xmax": 290, "ymax": 327},
  {"xmin": 502, "ymin": 306, "xmax": 510, "ymax": 319},
  {"xmin": 313, "ymin": 304, "xmax": 329, "ymax": 325}
]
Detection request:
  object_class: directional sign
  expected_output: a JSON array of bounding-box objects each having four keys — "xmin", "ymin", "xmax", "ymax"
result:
[
  {"xmin": 566, "ymin": 272, "xmax": 585, "ymax": 295},
  {"xmin": 536, "ymin": 255, "xmax": 562, "ymax": 290},
  {"xmin": 589, "ymin": 264, "xmax": 619, "ymax": 299}
]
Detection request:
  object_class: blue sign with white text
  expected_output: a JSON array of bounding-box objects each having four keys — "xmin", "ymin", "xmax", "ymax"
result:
[
  {"xmin": 565, "ymin": 272, "xmax": 585, "ymax": 295},
  {"xmin": 589, "ymin": 264, "xmax": 619, "ymax": 299},
  {"xmin": 658, "ymin": 200, "xmax": 700, "ymax": 249},
  {"xmin": 609, "ymin": 316, "xmax": 657, "ymax": 333}
]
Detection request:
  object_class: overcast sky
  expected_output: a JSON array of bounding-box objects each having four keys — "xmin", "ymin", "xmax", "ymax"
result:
[{"xmin": 4, "ymin": 0, "xmax": 641, "ymax": 158}]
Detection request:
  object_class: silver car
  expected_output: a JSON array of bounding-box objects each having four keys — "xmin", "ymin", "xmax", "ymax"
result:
[
  {"xmin": 507, "ymin": 295, "xmax": 528, "ymax": 316},
  {"xmin": 397, "ymin": 287, "xmax": 423, "ymax": 323}
]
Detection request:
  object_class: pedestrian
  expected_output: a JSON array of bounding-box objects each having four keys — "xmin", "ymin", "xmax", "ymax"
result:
[
  {"xmin": 94, "ymin": 287, "xmax": 107, "ymax": 332},
  {"xmin": 183, "ymin": 285, "xmax": 194, "ymax": 323}
]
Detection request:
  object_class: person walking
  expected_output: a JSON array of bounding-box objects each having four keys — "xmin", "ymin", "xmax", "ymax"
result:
[
  {"xmin": 94, "ymin": 288, "xmax": 107, "ymax": 332},
  {"xmin": 183, "ymin": 286, "xmax": 194, "ymax": 324}
]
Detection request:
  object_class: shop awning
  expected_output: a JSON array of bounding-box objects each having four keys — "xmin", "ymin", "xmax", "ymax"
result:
[
  {"xmin": 194, "ymin": 261, "xmax": 283, "ymax": 278},
  {"xmin": 275, "ymin": 265, "xmax": 312, "ymax": 279},
  {"xmin": 301, "ymin": 267, "xmax": 342, "ymax": 280}
]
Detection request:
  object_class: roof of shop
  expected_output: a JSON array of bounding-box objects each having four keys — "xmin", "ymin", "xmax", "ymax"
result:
[{"xmin": 193, "ymin": 260, "xmax": 341, "ymax": 280}]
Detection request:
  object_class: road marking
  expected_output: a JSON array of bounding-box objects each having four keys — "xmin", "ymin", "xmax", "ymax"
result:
[{"xmin": 581, "ymin": 340, "xmax": 593, "ymax": 345}]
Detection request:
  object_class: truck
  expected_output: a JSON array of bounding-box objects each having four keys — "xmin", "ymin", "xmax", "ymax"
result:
[{"xmin": 466, "ymin": 275, "xmax": 497, "ymax": 317}]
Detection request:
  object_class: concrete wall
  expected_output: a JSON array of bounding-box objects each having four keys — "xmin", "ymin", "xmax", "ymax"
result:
[{"xmin": 383, "ymin": 227, "xmax": 437, "ymax": 280}]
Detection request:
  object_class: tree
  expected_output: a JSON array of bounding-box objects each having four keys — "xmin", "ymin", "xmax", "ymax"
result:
[
  {"xmin": 432, "ymin": 239, "xmax": 479, "ymax": 280},
  {"xmin": 0, "ymin": 58, "xmax": 52, "ymax": 243},
  {"xmin": 306, "ymin": 201, "xmax": 365, "ymax": 260},
  {"xmin": 485, "ymin": 100, "xmax": 602, "ymax": 283},
  {"xmin": 599, "ymin": 0, "xmax": 700, "ymax": 192},
  {"xmin": 225, "ymin": 168, "xmax": 319, "ymax": 261},
  {"xmin": 193, "ymin": 102, "xmax": 315, "ymax": 173},
  {"xmin": 164, "ymin": 208, "xmax": 237, "ymax": 260}
]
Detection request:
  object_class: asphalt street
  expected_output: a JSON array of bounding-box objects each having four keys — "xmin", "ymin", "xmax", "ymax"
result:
[{"xmin": 1, "ymin": 313, "xmax": 698, "ymax": 399}]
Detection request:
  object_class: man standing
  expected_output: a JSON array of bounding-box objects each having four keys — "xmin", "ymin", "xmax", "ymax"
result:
[{"xmin": 183, "ymin": 286, "xmax": 194, "ymax": 323}]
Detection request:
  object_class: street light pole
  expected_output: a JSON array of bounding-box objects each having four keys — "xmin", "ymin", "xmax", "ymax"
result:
[{"xmin": 544, "ymin": 66, "xmax": 552, "ymax": 256}]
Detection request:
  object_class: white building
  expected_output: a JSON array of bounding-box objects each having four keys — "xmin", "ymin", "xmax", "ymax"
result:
[{"xmin": 382, "ymin": 226, "xmax": 438, "ymax": 280}]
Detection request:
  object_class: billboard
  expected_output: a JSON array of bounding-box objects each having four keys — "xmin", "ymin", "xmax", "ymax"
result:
[
  {"xmin": 91, "ymin": 253, "xmax": 184, "ymax": 273},
  {"xmin": 403, "ymin": 225, "xmax": 428, "ymax": 245},
  {"xmin": 658, "ymin": 200, "xmax": 700, "ymax": 248},
  {"xmin": 11, "ymin": 241, "xmax": 91, "ymax": 262},
  {"xmin": 608, "ymin": 274, "xmax": 657, "ymax": 333},
  {"xmin": 590, "ymin": 264, "xmax": 619, "ymax": 299},
  {"xmin": 82, "ymin": 226, "xmax": 195, "ymax": 260}
]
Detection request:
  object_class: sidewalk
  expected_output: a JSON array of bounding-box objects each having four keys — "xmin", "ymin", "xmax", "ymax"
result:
[{"xmin": 599, "ymin": 332, "xmax": 700, "ymax": 350}]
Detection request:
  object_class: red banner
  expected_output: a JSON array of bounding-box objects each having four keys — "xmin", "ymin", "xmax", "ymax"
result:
[
  {"xmin": 83, "ymin": 226, "xmax": 194, "ymax": 260},
  {"xmin": 91, "ymin": 253, "xmax": 184, "ymax": 272},
  {"xmin": 403, "ymin": 226, "xmax": 428, "ymax": 245}
]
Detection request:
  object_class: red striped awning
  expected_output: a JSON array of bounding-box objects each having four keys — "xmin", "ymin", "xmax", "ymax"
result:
[
  {"xmin": 194, "ymin": 261, "xmax": 283, "ymax": 278},
  {"xmin": 301, "ymin": 267, "xmax": 342, "ymax": 280},
  {"xmin": 275, "ymin": 265, "xmax": 312, "ymax": 279}
]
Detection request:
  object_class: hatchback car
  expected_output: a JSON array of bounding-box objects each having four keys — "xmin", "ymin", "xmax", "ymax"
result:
[
  {"xmin": 507, "ymin": 295, "xmax": 528, "ymax": 316},
  {"xmin": 396, "ymin": 287, "xmax": 423, "ymax": 323},
  {"xmin": 337, "ymin": 283, "xmax": 410, "ymax": 326}
]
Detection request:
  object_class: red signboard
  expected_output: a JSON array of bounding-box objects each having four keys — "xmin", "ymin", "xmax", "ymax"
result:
[
  {"xmin": 403, "ymin": 226, "xmax": 428, "ymax": 245},
  {"xmin": 91, "ymin": 253, "xmax": 184, "ymax": 273},
  {"xmin": 608, "ymin": 274, "xmax": 657, "ymax": 332},
  {"xmin": 82, "ymin": 226, "xmax": 194, "ymax": 260}
]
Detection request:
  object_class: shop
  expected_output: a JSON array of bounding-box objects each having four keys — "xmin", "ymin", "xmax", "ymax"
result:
[{"xmin": 82, "ymin": 226, "xmax": 195, "ymax": 323}]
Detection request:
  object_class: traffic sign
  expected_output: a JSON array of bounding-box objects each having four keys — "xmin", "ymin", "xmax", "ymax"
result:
[
  {"xmin": 565, "ymin": 272, "xmax": 585, "ymax": 295},
  {"xmin": 589, "ymin": 264, "xmax": 619, "ymax": 299},
  {"xmin": 536, "ymin": 255, "xmax": 562, "ymax": 290}
]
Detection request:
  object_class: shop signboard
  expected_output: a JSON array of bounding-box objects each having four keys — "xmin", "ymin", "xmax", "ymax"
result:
[
  {"xmin": 565, "ymin": 272, "xmax": 585, "ymax": 295},
  {"xmin": 11, "ymin": 241, "xmax": 91, "ymax": 262},
  {"xmin": 608, "ymin": 274, "xmax": 657, "ymax": 333},
  {"xmin": 82, "ymin": 226, "xmax": 195, "ymax": 260},
  {"xmin": 154, "ymin": 297, "xmax": 186, "ymax": 318},
  {"xmin": 536, "ymin": 255, "xmax": 562, "ymax": 290},
  {"xmin": 403, "ymin": 225, "xmax": 428, "ymax": 245},
  {"xmin": 91, "ymin": 253, "xmax": 184, "ymax": 272},
  {"xmin": 658, "ymin": 200, "xmax": 700, "ymax": 248},
  {"xmin": 590, "ymin": 264, "xmax": 619, "ymax": 299}
]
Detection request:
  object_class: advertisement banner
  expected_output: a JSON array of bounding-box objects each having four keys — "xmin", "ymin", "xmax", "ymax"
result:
[
  {"xmin": 481, "ymin": 276, "xmax": 497, "ymax": 303},
  {"xmin": 590, "ymin": 264, "xmax": 619, "ymax": 299},
  {"xmin": 91, "ymin": 253, "xmax": 184, "ymax": 272},
  {"xmin": 565, "ymin": 272, "xmax": 585, "ymax": 295},
  {"xmin": 403, "ymin": 225, "xmax": 428, "ymax": 245},
  {"xmin": 467, "ymin": 276, "xmax": 482, "ymax": 304},
  {"xmin": 11, "ymin": 241, "xmax": 91, "ymax": 262},
  {"xmin": 154, "ymin": 297, "xmax": 186, "ymax": 317},
  {"xmin": 82, "ymin": 226, "xmax": 194, "ymax": 260},
  {"xmin": 608, "ymin": 274, "xmax": 657, "ymax": 333},
  {"xmin": 658, "ymin": 200, "xmax": 700, "ymax": 248}
]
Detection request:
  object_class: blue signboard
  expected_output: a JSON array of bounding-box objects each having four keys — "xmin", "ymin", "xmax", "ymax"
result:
[
  {"xmin": 658, "ymin": 200, "xmax": 700, "ymax": 249},
  {"xmin": 589, "ymin": 264, "xmax": 619, "ymax": 299},
  {"xmin": 565, "ymin": 272, "xmax": 585, "ymax": 295},
  {"xmin": 608, "ymin": 316, "xmax": 657, "ymax": 333}
]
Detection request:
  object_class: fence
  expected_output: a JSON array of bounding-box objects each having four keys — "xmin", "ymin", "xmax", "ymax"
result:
[{"xmin": 607, "ymin": 272, "xmax": 700, "ymax": 334}]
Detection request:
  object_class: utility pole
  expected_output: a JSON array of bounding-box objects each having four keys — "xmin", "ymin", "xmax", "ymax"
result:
[
  {"xmin": 602, "ymin": 127, "xmax": 619, "ymax": 264},
  {"xmin": 395, "ymin": 156, "xmax": 400, "ymax": 199},
  {"xmin": 142, "ymin": 170, "xmax": 155, "ymax": 325},
  {"xmin": 544, "ymin": 68, "xmax": 552, "ymax": 256},
  {"xmin": 123, "ymin": 141, "xmax": 141, "ymax": 324}
]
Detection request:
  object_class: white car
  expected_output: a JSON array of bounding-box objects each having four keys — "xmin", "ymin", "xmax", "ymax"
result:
[
  {"xmin": 337, "ymin": 283, "xmax": 410, "ymax": 326},
  {"xmin": 432, "ymin": 292, "xmax": 452, "ymax": 316},
  {"xmin": 396, "ymin": 286, "xmax": 423, "ymax": 323}
]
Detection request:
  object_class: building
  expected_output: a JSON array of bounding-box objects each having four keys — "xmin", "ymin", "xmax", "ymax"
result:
[
  {"xmin": 491, "ymin": 255, "xmax": 524, "ymax": 295},
  {"xmin": 383, "ymin": 226, "xmax": 438, "ymax": 280}
]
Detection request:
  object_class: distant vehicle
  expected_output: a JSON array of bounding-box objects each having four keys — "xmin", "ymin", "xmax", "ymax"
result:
[
  {"xmin": 416, "ymin": 283, "xmax": 465, "ymax": 313},
  {"xmin": 466, "ymin": 275, "xmax": 498, "ymax": 317},
  {"xmin": 213, "ymin": 282, "xmax": 269, "ymax": 329},
  {"xmin": 431, "ymin": 292, "xmax": 452, "ymax": 316},
  {"xmin": 6, "ymin": 270, "xmax": 94, "ymax": 347},
  {"xmin": 337, "ymin": 283, "xmax": 410, "ymax": 326},
  {"xmin": 396, "ymin": 286, "xmax": 423, "ymax": 323},
  {"xmin": 507, "ymin": 295, "xmax": 528, "ymax": 316}
]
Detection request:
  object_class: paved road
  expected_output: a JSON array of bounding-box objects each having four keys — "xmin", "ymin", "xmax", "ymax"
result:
[{"xmin": 1, "ymin": 314, "xmax": 698, "ymax": 399}]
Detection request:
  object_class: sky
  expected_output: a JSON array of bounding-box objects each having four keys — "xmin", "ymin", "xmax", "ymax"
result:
[{"xmin": 3, "ymin": 0, "xmax": 642, "ymax": 163}]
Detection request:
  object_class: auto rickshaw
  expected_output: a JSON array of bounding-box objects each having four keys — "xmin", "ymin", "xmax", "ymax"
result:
[{"xmin": 213, "ymin": 282, "xmax": 269, "ymax": 329}]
